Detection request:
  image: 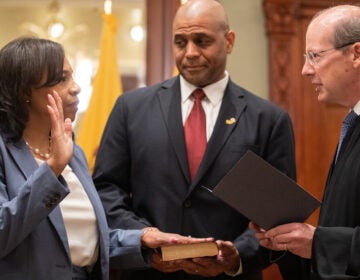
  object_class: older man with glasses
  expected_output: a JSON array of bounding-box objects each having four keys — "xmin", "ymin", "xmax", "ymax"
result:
[
  {"xmin": 252, "ymin": 4, "xmax": 360, "ymax": 279},
  {"xmin": 304, "ymin": 41, "xmax": 356, "ymax": 66}
]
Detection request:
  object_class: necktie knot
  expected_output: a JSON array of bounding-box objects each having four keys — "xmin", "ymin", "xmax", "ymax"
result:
[
  {"xmin": 336, "ymin": 110, "xmax": 358, "ymax": 161},
  {"xmin": 343, "ymin": 110, "xmax": 357, "ymax": 126},
  {"xmin": 192, "ymin": 88, "xmax": 205, "ymax": 100}
]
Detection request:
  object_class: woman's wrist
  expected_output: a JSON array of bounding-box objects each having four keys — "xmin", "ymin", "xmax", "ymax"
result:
[{"xmin": 141, "ymin": 227, "xmax": 159, "ymax": 248}]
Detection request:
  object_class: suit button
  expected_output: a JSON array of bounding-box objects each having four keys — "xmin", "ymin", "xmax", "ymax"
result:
[
  {"xmin": 50, "ymin": 197, "xmax": 58, "ymax": 203},
  {"xmin": 184, "ymin": 200, "xmax": 192, "ymax": 208},
  {"xmin": 46, "ymin": 202, "xmax": 53, "ymax": 209}
]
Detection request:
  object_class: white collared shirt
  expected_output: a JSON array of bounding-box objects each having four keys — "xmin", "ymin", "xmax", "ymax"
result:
[
  {"xmin": 352, "ymin": 100, "xmax": 360, "ymax": 115},
  {"xmin": 180, "ymin": 72, "xmax": 229, "ymax": 141}
]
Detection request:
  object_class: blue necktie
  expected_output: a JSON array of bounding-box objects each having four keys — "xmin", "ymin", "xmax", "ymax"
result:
[{"xmin": 335, "ymin": 110, "xmax": 358, "ymax": 161}]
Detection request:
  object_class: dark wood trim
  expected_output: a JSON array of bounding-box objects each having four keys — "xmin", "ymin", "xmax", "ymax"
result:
[{"xmin": 145, "ymin": 0, "xmax": 180, "ymax": 86}]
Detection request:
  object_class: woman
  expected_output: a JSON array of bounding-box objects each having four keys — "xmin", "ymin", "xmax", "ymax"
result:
[{"xmin": 0, "ymin": 37, "xmax": 210, "ymax": 280}]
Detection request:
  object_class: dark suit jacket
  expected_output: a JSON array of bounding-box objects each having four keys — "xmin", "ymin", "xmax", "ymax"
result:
[
  {"xmin": 311, "ymin": 117, "xmax": 360, "ymax": 279},
  {"xmin": 93, "ymin": 77, "xmax": 308, "ymax": 280},
  {"xmin": 0, "ymin": 137, "xmax": 148, "ymax": 280}
]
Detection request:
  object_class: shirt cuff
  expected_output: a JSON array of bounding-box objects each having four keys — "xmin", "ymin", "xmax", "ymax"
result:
[{"xmin": 225, "ymin": 257, "xmax": 243, "ymax": 276}]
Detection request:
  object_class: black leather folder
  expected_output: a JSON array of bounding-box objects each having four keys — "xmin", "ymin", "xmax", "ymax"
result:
[{"xmin": 212, "ymin": 150, "xmax": 321, "ymax": 230}]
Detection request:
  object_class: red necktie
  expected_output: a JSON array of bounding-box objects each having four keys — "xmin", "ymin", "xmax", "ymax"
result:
[{"xmin": 184, "ymin": 88, "xmax": 207, "ymax": 181}]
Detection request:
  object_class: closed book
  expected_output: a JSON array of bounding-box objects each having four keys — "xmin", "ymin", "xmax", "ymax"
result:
[{"xmin": 161, "ymin": 241, "xmax": 218, "ymax": 261}]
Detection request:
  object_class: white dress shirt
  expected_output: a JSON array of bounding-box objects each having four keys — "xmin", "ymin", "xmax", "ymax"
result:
[{"xmin": 180, "ymin": 72, "xmax": 229, "ymax": 141}]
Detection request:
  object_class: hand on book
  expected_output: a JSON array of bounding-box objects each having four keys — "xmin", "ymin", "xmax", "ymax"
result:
[
  {"xmin": 141, "ymin": 227, "xmax": 214, "ymax": 249},
  {"xmin": 188, "ymin": 240, "xmax": 240, "ymax": 277},
  {"xmin": 151, "ymin": 239, "xmax": 240, "ymax": 277}
]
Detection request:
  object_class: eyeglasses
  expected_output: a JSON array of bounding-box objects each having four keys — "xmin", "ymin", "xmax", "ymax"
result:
[{"xmin": 304, "ymin": 41, "xmax": 356, "ymax": 66}]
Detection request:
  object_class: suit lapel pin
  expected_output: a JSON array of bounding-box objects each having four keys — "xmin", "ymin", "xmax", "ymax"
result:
[{"xmin": 225, "ymin": 117, "xmax": 236, "ymax": 125}]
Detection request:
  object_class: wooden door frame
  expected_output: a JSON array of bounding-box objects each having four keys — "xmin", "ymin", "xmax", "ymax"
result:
[{"xmin": 145, "ymin": 0, "xmax": 180, "ymax": 86}]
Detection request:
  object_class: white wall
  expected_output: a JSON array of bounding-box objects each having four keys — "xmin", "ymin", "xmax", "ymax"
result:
[{"xmin": 219, "ymin": 0, "xmax": 268, "ymax": 99}]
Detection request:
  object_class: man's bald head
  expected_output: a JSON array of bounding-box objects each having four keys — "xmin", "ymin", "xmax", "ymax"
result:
[{"xmin": 173, "ymin": 0, "xmax": 229, "ymax": 33}]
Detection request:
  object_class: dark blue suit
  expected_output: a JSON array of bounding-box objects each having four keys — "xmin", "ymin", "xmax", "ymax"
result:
[{"xmin": 94, "ymin": 77, "xmax": 308, "ymax": 279}]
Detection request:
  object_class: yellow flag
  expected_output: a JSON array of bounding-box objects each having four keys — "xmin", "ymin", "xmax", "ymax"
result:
[
  {"xmin": 173, "ymin": 65, "xmax": 179, "ymax": 76},
  {"xmin": 77, "ymin": 12, "xmax": 122, "ymax": 173}
]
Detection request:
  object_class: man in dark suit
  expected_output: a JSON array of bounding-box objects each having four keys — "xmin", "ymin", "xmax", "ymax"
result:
[
  {"xmin": 253, "ymin": 4, "xmax": 360, "ymax": 279},
  {"xmin": 93, "ymin": 0, "xmax": 307, "ymax": 279}
]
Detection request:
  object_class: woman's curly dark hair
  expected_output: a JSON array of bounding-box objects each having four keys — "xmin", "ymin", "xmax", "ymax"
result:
[{"xmin": 0, "ymin": 36, "xmax": 65, "ymax": 143}]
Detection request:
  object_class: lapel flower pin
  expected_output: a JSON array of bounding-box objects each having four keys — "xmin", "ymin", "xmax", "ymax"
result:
[{"xmin": 225, "ymin": 117, "xmax": 236, "ymax": 125}]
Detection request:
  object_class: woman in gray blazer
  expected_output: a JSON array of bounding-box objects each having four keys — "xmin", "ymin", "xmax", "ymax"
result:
[{"xmin": 0, "ymin": 37, "xmax": 210, "ymax": 280}]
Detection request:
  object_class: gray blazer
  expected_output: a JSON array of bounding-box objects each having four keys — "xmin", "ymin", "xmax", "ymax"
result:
[{"xmin": 0, "ymin": 137, "xmax": 147, "ymax": 280}]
